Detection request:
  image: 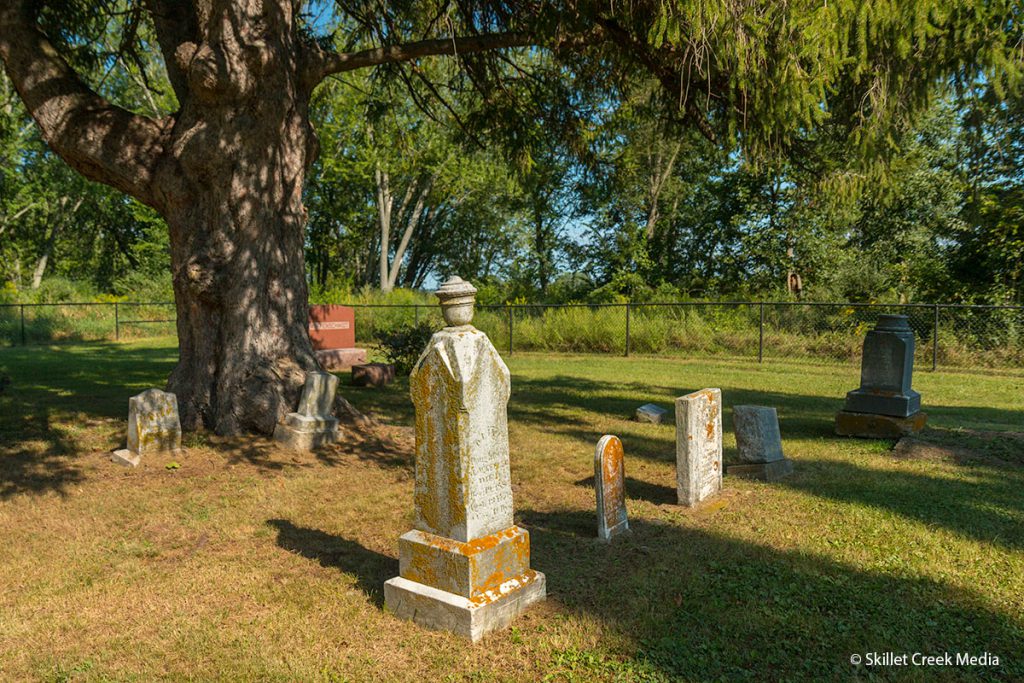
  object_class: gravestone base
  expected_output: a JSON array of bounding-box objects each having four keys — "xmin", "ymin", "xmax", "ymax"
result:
[
  {"xmin": 835, "ymin": 410, "xmax": 928, "ymax": 438},
  {"xmin": 315, "ymin": 348, "xmax": 367, "ymax": 371},
  {"xmin": 111, "ymin": 449, "xmax": 142, "ymax": 468},
  {"xmin": 352, "ymin": 362, "xmax": 396, "ymax": 387},
  {"xmin": 843, "ymin": 389, "xmax": 921, "ymax": 418},
  {"xmin": 384, "ymin": 570, "xmax": 546, "ymax": 643},
  {"xmin": 727, "ymin": 458, "xmax": 794, "ymax": 482},
  {"xmin": 272, "ymin": 413, "xmax": 340, "ymax": 450},
  {"xmin": 398, "ymin": 527, "xmax": 531, "ymax": 597}
]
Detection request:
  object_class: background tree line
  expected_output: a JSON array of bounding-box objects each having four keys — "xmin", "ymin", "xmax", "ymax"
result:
[{"xmin": 1, "ymin": 28, "xmax": 1021, "ymax": 307}]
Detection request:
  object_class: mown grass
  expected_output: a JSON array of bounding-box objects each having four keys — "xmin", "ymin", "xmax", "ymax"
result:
[{"xmin": 0, "ymin": 338, "xmax": 1022, "ymax": 681}]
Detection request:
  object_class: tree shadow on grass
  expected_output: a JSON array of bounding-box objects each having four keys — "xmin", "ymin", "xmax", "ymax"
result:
[
  {"xmin": 0, "ymin": 403, "xmax": 85, "ymax": 500},
  {"xmin": 272, "ymin": 509, "xmax": 1024, "ymax": 679},
  {"xmin": 518, "ymin": 510, "xmax": 1024, "ymax": 680},
  {"xmin": 266, "ymin": 518, "xmax": 396, "ymax": 607},
  {"xmin": 776, "ymin": 457, "xmax": 1024, "ymax": 551}
]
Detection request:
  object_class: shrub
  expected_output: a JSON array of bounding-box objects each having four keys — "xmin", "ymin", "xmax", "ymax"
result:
[{"xmin": 378, "ymin": 321, "xmax": 436, "ymax": 374}]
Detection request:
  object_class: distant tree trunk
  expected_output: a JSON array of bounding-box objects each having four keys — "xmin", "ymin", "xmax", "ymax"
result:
[
  {"xmin": 386, "ymin": 175, "xmax": 434, "ymax": 290},
  {"xmin": 31, "ymin": 196, "xmax": 82, "ymax": 289},
  {"xmin": 534, "ymin": 209, "xmax": 550, "ymax": 294},
  {"xmin": 643, "ymin": 141, "xmax": 680, "ymax": 239},
  {"xmin": 375, "ymin": 164, "xmax": 393, "ymax": 292}
]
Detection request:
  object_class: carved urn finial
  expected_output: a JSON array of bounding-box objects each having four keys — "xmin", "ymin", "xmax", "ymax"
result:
[{"xmin": 435, "ymin": 275, "xmax": 477, "ymax": 327}]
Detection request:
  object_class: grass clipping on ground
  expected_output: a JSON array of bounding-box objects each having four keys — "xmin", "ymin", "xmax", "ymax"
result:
[{"xmin": 0, "ymin": 342, "xmax": 1023, "ymax": 681}]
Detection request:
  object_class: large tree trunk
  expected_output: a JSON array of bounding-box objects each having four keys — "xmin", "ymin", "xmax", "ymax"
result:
[{"xmin": 154, "ymin": 4, "xmax": 319, "ymax": 435}]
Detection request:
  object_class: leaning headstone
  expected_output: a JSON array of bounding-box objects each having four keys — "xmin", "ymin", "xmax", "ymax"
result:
[
  {"xmin": 636, "ymin": 403, "xmax": 668, "ymax": 424},
  {"xmin": 726, "ymin": 405, "xmax": 793, "ymax": 481},
  {"xmin": 272, "ymin": 371, "xmax": 340, "ymax": 450},
  {"xmin": 595, "ymin": 435, "xmax": 629, "ymax": 541},
  {"xmin": 835, "ymin": 315, "xmax": 927, "ymax": 437},
  {"xmin": 675, "ymin": 389, "xmax": 723, "ymax": 506},
  {"xmin": 111, "ymin": 388, "xmax": 181, "ymax": 467},
  {"xmin": 384, "ymin": 276, "xmax": 545, "ymax": 642}
]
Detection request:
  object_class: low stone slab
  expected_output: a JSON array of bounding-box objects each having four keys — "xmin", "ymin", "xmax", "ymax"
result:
[
  {"xmin": 595, "ymin": 435, "xmax": 629, "ymax": 541},
  {"xmin": 733, "ymin": 405, "xmax": 784, "ymax": 463},
  {"xmin": 111, "ymin": 449, "xmax": 141, "ymax": 468},
  {"xmin": 636, "ymin": 403, "xmax": 668, "ymax": 424},
  {"xmin": 835, "ymin": 410, "xmax": 927, "ymax": 438},
  {"xmin": 675, "ymin": 389, "xmax": 722, "ymax": 507},
  {"xmin": 315, "ymin": 347, "xmax": 368, "ymax": 371},
  {"xmin": 384, "ymin": 570, "xmax": 546, "ymax": 643},
  {"xmin": 273, "ymin": 417, "xmax": 340, "ymax": 450},
  {"xmin": 727, "ymin": 458, "xmax": 794, "ymax": 482},
  {"xmin": 352, "ymin": 362, "xmax": 396, "ymax": 388}
]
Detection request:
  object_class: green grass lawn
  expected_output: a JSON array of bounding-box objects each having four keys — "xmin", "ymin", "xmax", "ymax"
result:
[{"xmin": 0, "ymin": 338, "xmax": 1022, "ymax": 681}]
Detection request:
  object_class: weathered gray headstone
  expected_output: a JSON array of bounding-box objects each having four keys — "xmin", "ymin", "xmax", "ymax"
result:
[
  {"xmin": 595, "ymin": 435, "xmax": 629, "ymax": 541},
  {"xmin": 384, "ymin": 276, "xmax": 545, "ymax": 642},
  {"xmin": 727, "ymin": 405, "xmax": 793, "ymax": 481},
  {"xmin": 675, "ymin": 389, "xmax": 723, "ymax": 506},
  {"xmin": 836, "ymin": 314, "xmax": 927, "ymax": 437},
  {"xmin": 636, "ymin": 403, "xmax": 668, "ymax": 424},
  {"xmin": 111, "ymin": 388, "xmax": 181, "ymax": 467},
  {"xmin": 733, "ymin": 405, "xmax": 784, "ymax": 463},
  {"xmin": 272, "ymin": 371, "xmax": 340, "ymax": 450}
]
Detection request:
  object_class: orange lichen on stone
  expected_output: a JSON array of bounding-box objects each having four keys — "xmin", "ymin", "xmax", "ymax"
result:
[
  {"xmin": 595, "ymin": 435, "xmax": 628, "ymax": 540},
  {"xmin": 399, "ymin": 526, "xmax": 531, "ymax": 599}
]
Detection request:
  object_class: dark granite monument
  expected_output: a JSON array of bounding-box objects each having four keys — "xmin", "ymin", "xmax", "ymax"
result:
[{"xmin": 835, "ymin": 314, "xmax": 927, "ymax": 438}]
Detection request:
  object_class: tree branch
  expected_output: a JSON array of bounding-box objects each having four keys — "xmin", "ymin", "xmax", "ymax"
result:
[
  {"xmin": 143, "ymin": 0, "xmax": 200, "ymax": 105},
  {"xmin": 307, "ymin": 32, "xmax": 534, "ymax": 86},
  {"xmin": 0, "ymin": 2, "xmax": 171, "ymax": 209}
]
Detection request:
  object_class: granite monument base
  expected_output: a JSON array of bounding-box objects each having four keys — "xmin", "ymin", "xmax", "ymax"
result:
[
  {"xmin": 272, "ymin": 413, "xmax": 340, "ymax": 450},
  {"xmin": 727, "ymin": 458, "xmax": 794, "ymax": 482},
  {"xmin": 385, "ymin": 525, "xmax": 545, "ymax": 641},
  {"xmin": 843, "ymin": 388, "xmax": 921, "ymax": 418},
  {"xmin": 835, "ymin": 410, "xmax": 927, "ymax": 438},
  {"xmin": 315, "ymin": 347, "xmax": 368, "ymax": 371},
  {"xmin": 384, "ymin": 571, "xmax": 545, "ymax": 643}
]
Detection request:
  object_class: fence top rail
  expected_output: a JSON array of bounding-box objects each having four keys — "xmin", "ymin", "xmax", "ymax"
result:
[
  {"xmin": 0, "ymin": 301, "xmax": 175, "ymax": 308},
  {"xmin": 1, "ymin": 300, "xmax": 1022, "ymax": 311}
]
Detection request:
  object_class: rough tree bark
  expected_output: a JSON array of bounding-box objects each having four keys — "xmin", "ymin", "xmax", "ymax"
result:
[{"xmin": 0, "ymin": 0, "xmax": 541, "ymax": 434}]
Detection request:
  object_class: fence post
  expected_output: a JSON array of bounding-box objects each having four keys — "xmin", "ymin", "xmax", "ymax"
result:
[
  {"xmin": 625, "ymin": 303, "xmax": 631, "ymax": 357},
  {"xmin": 507, "ymin": 305, "xmax": 513, "ymax": 356},
  {"xmin": 20, "ymin": 304, "xmax": 25, "ymax": 346},
  {"xmin": 115, "ymin": 302, "xmax": 120, "ymax": 341},
  {"xmin": 758, "ymin": 302, "xmax": 765, "ymax": 363},
  {"xmin": 932, "ymin": 304, "xmax": 939, "ymax": 372}
]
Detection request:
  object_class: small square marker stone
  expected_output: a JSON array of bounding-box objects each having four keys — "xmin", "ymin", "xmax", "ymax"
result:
[
  {"xmin": 111, "ymin": 388, "xmax": 181, "ymax": 467},
  {"xmin": 636, "ymin": 403, "xmax": 668, "ymax": 424}
]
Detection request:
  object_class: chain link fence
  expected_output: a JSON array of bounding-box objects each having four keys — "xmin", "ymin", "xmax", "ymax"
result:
[
  {"xmin": 2, "ymin": 300, "xmax": 1022, "ymax": 373},
  {"xmin": 351, "ymin": 301, "xmax": 1024, "ymax": 372}
]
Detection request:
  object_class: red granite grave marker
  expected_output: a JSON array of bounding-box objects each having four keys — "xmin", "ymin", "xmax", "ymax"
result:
[{"xmin": 308, "ymin": 305, "xmax": 367, "ymax": 370}]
